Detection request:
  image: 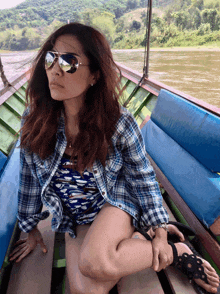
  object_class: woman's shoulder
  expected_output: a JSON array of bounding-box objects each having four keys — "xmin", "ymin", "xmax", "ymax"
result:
[
  {"xmin": 111, "ymin": 107, "xmax": 142, "ymax": 145},
  {"xmin": 115, "ymin": 107, "xmax": 140, "ymax": 134}
]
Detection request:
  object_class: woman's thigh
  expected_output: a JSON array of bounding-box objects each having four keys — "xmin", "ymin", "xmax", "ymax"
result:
[
  {"xmin": 65, "ymin": 224, "xmax": 119, "ymax": 294},
  {"xmin": 78, "ymin": 203, "xmax": 135, "ymax": 279},
  {"xmin": 65, "ymin": 203, "xmax": 136, "ymax": 293}
]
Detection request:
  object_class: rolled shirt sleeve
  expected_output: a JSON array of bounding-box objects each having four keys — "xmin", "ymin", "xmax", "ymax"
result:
[{"xmin": 17, "ymin": 147, "xmax": 50, "ymax": 233}]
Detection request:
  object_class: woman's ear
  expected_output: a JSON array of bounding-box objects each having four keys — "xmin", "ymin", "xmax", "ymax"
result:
[{"xmin": 92, "ymin": 70, "xmax": 100, "ymax": 85}]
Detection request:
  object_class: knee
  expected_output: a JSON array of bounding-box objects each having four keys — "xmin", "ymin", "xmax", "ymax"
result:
[{"xmin": 78, "ymin": 249, "xmax": 119, "ymax": 281}]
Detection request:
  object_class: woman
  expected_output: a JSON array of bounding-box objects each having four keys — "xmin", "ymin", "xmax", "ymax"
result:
[{"xmin": 10, "ymin": 23, "xmax": 219, "ymax": 294}]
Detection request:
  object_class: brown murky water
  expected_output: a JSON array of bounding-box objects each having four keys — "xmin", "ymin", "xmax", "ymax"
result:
[
  {"xmin": 1, "ymin": 50, "xmax": 220, "ymax": 108},
  {"xmin": 113, "ymin": 49, "xmax": 220, "ymax": 108}
]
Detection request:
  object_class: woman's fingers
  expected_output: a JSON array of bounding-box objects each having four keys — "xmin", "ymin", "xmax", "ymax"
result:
[
  {"xmin": 177, "ymin": 231, "xmax": 185, "ymax": 242},
  {"xmin": 168, "ymin": 224, "xmax": 185, "ymax": 241},
  {"xmin": 9, "ymin": 228, "xmax": 47, "ymax": 263},
  {"xmin": 14, "ymin": 238, "xmax": 27, "ymax": 246},
  {"xmin": 9, "ymin": 244, "xmax": 29, "ymax": 261},
  {"xmin": 39, "ymin": 239, "xmax": 47, "ymax": 253},
  {"xmin": 15, "ymin": 247, "xmax": 32, "ymax": 263},
  {"xmin": 9, "ymin": 241, "xmax": 27, "ymax": 257}
]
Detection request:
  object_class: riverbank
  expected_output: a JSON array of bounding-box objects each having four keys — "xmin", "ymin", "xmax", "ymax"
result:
[
  {"xmin": 1, "ymin": 44, "xmax": 220, "ymax": 55},
  {"xmin": 113, "ymin": 45, "xmax": 220, "ymax": 52}
]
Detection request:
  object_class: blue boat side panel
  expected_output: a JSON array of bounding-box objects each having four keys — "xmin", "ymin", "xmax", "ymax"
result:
[
  {"xmin": 0, "ymin": 151, "xmax": 7, "ymax": 173},
  {"xmin": 150, "ymin": 89, "xmax": 220, "ymax": 172},
  {"xmin": 141, "ymin": 120, "xmax": 220, "ymax": 228},
  {"xmin": 0, "ymin": 141, "xmax": 20, "ymax": 268}
]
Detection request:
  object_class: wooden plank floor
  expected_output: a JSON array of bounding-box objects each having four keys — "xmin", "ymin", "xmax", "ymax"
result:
[
  {"xmin": 117, "ymin": 268, "xmax": 164, "ymax": 294},
  {"xmin": 163, "ymin": 201, "xmax": 197, "ymax": 294},
  {"xmin": 7, "ymin": 214, "xmax": 55, "ymax": 294}
]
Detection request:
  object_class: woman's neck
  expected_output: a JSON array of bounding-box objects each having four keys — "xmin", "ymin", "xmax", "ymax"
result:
[{"xmin": 63, "ymin": 98, "xmax": 82, "ymax": 134}]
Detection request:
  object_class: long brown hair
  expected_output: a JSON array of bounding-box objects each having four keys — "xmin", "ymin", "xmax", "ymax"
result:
[{"xmin": 21, "ymin": 23, "xmax": 121, "ymax": 170}]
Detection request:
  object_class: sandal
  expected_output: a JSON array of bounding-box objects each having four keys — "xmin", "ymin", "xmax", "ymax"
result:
[{"xmin": 168, "ymin": 241, "xmax": 213, "ymax": 294}]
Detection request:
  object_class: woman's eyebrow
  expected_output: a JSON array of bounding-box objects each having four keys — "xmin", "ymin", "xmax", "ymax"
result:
[{"xmin": 51, "ymin": 48, "xmax": 80, "ymax": 56}]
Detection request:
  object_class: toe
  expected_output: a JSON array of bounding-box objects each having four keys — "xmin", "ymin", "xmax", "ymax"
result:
[{"xmin": 194, "ymin": 278, "xmax": 218, "ymax": 293}]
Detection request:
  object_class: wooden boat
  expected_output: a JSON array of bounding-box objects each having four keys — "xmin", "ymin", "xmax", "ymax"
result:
[
  {"xmin": 0, "ymin": 3, "xmax": 220, "ymax": 293},
  {"xmin": 0, "ymin": 60, "xmax": 219, "ymax": 294}
]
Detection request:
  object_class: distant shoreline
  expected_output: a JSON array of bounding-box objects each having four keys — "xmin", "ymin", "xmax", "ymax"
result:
[
  {"xmin": 113, "ymin": 46, "xmax": 220, "ymax": 52},
  {"xmin": 1, "ymin": 45, "xmax": 220, "ymax": 54}
]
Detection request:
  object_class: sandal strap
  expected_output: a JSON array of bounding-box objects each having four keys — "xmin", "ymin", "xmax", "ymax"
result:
[
  {"xmin": 169, "ymin": 241, "xmax": 208, "ymax": 283},
  {"xmin": 135, "ymin": 228, "xmax": 152, "ymax": 241},
  {"xmin": 168, "ymin": 241, "xmax": 178, "ymax": 265},
  {"xmin": 177, "ymin": 252, "xmax": 208, "ymax": 283}
]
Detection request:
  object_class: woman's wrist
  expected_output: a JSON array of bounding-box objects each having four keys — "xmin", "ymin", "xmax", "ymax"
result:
[{"xmin": 154, "ymin": 227, "xmax": 168, "ymax": 239}]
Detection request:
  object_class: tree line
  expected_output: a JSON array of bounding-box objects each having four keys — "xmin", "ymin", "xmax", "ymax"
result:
[{"xmin": 0, "ymin": 0, "xmax": 219, "ymax": 50}]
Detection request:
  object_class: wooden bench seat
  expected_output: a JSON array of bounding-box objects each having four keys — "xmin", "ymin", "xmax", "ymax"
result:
[{"xmin": 7, "ymin": 213, "xmax": 55, "ymax": 294}]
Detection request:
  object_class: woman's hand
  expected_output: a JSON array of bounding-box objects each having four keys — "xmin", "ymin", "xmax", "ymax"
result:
[
  {"xmin": 152, "ymin": 228, "xmax": 173, "ymax": 272},
  {"xmin": 9, "ymin": 227, "xmax": 47, "ymax": 263},
  {"xmin": 167, "ymin": 224, "xmax": 185, "ymax": 241}
]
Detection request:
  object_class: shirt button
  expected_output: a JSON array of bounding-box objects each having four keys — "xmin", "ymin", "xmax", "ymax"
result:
[
  {"xmin": 119, "ymin": 204, "xmax": 122, "ymax": 208},
  {"xmin": 94, "ymin": 170, "xmax": 98, "ymax": 174},
  {"xmin": 135, "ymin": 214, "xmax": 138, "ymax": 218},
  {"xmin": 102, "ymin": 191, "xmax": 105, "ymax": 196}
]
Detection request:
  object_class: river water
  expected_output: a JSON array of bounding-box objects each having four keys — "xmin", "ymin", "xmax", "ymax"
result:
[{"xmin": 1, "ymin": 49, "xmax": 220, "ymax": 108}]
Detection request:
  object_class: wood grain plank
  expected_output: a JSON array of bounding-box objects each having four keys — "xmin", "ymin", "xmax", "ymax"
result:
[
  {"xmin": 117, "ymin": 268, "xmax": 164, "ymax": 294},
  {"xmin": 7, "ymin": 215, "xmax": 55, "ymax": 294}
]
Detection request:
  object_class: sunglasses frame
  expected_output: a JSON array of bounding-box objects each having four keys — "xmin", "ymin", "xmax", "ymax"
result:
[{"xmin": 45, "ymin": 51, "xmax": 89, "ymax": 74}]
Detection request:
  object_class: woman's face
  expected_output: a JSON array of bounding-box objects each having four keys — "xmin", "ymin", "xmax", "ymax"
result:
[{"xmin": 45, "ymin": 34, "xmax": 96, "ymax": 103}]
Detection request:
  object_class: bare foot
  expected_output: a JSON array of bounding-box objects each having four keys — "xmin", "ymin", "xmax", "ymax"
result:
[
  {"xmin": 132, "ymin": 233, "xmax": 219, "ymax": 293},
  {"xmin": 175, "ymin": 243, "xmax": 220, "ymax": 293}
]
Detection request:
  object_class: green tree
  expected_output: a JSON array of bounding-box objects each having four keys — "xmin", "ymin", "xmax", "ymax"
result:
[
  {"xmin": 91, "ymin": 11, "xmax": 116, "ymax": 45},
  {"xmin": 126, "ymin": 0, "xmax": 139, "ymax": 10},
  {"xmin": 202, "ymin": 8, "xmax": 219, "ymax": 30},
  {"xmin": 130, "ymin": 20, "xmax": 141, "ymax": 31},
  {"xmin": 191, "ymin": 0, "xmax": 204, "ymax": 10},
  {"xmin": 172, "ymin": 11, "xmax": 192, "ymax": 30}
]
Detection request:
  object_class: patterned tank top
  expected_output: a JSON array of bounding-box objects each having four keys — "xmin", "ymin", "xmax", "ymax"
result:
[{"xmin": 50, "ymin": 154, "xmax": 105, "ymax": 225}]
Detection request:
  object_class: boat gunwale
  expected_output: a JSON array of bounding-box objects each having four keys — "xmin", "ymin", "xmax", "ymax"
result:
[
  {"xmin": 0, "ymin": 69, "xmax": 30, "ymax": 107},
  {"xmin": 117, "ymin": 62, "xmax": 220, "ymax": 117}
]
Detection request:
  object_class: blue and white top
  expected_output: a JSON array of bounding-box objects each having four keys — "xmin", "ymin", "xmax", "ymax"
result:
[{"xmin": 50, "ymin": 154, "xmax": 105, "ymax": 225}]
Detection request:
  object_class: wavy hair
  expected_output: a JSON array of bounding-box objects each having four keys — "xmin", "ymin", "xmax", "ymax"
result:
[{"xmin": 21, "ymin": 23, "xmax": 122, "ymax": 170}]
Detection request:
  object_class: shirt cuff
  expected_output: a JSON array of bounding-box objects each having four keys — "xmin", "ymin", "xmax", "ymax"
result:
[
  {"xmin": 141, "ymin": 207, "xmax": 169, "ymax": 228},
  {"xmin": 18, "ymin": 210, "xmax": 50, "ymax": 233}
]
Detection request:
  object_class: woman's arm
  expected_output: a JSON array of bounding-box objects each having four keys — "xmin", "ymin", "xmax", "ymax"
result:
[
  {"xmin": 120, "ymin": 110, "xmax": 169, "ymax": 227},
  {"xmin": 119, "ymin": 110, "xmax": 171, "ymax": 270},
  {"xmin": 17, "ymin": 147, "xmax": 49, "ymax": 233}
]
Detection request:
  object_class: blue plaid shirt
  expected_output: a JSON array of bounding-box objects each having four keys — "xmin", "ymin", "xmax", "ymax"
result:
[{"xmin": 18, "ymin": 108, "xmax": 169, "ymax": 238}]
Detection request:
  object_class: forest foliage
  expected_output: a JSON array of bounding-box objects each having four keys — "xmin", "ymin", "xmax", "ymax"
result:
[{"xmin": 0, "ymin": 0, "xmax": 220, "ymax": 50}]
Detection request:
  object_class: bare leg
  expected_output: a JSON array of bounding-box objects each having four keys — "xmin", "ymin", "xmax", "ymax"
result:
[
  {"xmin": 133, "ymin": 232, "xmax": 220, "ymax": 294},
  {"xmin": 78, "ymin": 203, "xmax": 154, "ymax": 281},
  {"xmin": 66, "ymin": 203, "xmax": 219, "ymax": 294},
  {"xmin": 66, "ymin": 203, "xmax": 154, "ymax": 293},
  {"xmin": 65, "ymin": 225, "xmax": 119, "ymax": 294}
]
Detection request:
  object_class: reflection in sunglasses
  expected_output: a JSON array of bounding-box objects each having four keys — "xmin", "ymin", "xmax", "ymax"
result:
[{"xmin": 45, "ymin": 51, "xmax": 89, "ymax": 74}]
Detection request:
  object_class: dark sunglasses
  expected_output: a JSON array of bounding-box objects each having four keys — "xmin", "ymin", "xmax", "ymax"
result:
[{"xmin": 45, "ymin": 51, "xmax": 89, "ymax": 74}]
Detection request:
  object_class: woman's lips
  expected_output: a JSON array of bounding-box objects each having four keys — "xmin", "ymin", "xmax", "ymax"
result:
[{"xmin": 50, "ymin": 82, "xmax": 64, "ymax": 88}]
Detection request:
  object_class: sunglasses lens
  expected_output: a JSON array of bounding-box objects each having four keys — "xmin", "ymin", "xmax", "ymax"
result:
[
  {"xmin": 45, "ymin": 52, "xmax": 55, "ymax": 69},
  {"xmin": 59, "ymin": 54, "xmax": 78, "ymax": 73}
]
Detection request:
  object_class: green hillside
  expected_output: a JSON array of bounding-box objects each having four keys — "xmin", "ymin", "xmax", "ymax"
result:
[{"xmin": 0, "ymin": 0, "xmax": 219, "ymax": 50}]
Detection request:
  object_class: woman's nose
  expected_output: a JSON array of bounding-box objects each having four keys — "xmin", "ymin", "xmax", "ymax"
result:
[{"xmin": 51, "ymin": 58, "xmax": 63, "ymax": 76}]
